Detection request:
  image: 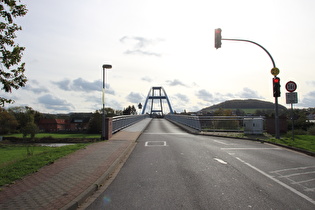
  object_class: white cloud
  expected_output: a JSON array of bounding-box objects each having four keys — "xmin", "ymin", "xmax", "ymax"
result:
[
  {"xmin": 3, "ymin": 0, "xmax": 314, "ymax": 114},
  {"xmin": 141, "ymin": 76, "xmax": 153, "ymax": 83},
  {"xmin": 120, "ymin": 36, "xmax": 164, "ymax": 57},
  {"xmin": 237, "ymin": 87, "xmax": 263, "ymax": 99},
  {"xmin": 166, "ymin": 79, "xmax": 188, "ymax": 87},
  {"xmin": 38, "ymin": 94, "xmax": 74, "ymax": 112},
  {"xmin": 126, "ymin": 92, "xmax": 143, "ymax": 103},
  {"xmin": 196, "ymin": 89, "xmax": 214, "ymax": 102}
]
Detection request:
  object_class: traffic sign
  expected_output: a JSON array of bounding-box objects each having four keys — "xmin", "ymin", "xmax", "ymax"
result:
[
  {"xmin": 271, "ymin": 68, "xmax": 279, "ymax": 76},
  {"xmin": 286, "ymin": 92, "xmax": 298, "ymax": 104},
  {"xmin": 285, "ymin": 81, "xmax": 297, "ymax": 92}
]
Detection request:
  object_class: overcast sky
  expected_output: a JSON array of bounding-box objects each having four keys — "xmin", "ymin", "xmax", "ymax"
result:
[{"xmin": 3, "ymin": 0, "xmax": 315, "ymax": 114}]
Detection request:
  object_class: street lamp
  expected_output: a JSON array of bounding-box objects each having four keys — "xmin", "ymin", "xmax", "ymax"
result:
[{"xmin": 101, "ymin": 64, "xmax": 112, "ymax": 140}]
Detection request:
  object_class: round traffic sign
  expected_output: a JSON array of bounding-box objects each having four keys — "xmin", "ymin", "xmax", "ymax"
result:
[
  {"xmin": 285, "ymin": 81, "xmax": 297, "ymax": 92},
  {"xmin": 271, "ymin": 67, "xmax": 279, "ymax": 76}
]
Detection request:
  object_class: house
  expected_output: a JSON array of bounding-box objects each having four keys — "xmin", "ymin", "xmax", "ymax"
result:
[
  {"xmin": 69, "ymin": 118, "xmax": 90, "ymax": 131},
  {"xmin": 39, "ymin": 119, "xmax": 68, "ymax": 132}
]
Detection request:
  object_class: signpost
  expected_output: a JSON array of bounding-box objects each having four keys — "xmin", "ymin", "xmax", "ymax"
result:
[{"xmin": 285, "ymin": 81, "xmax": 298, "ymax": 140}]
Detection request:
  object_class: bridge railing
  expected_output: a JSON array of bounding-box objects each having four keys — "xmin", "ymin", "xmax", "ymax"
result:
[
  {"xmin": 112, "ymin": 114, "xmax": 149, "ymax": 133},
  {"xmin": 198, "ymin": 116, "xmax": 244, "ymax": 132},
  {"xmin": 165, "ymin": 114, "xmax": 264, "ymax": 134},
  {"xmin": 165, "ymin": 114, "xmax": 201, "ymax": 131}
]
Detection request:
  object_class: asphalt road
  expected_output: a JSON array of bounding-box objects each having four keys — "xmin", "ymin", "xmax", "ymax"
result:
[{"xmin": 87, "ymin": 119, "xmax": 315, "ymax": 209}]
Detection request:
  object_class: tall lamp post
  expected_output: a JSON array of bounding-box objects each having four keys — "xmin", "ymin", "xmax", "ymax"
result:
[{"xmin": 101, "ymin": 64, "xmax": 112, "ymax": 140}]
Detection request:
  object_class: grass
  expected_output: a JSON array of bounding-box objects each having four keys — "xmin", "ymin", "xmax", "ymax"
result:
[
  {"xmin": 0, "ymin": 143, "xmax": 89, "ymax": 188},
  {"xmin": 266, "ymin": 135, "xmax": 315, "ymax": 153},
  {"xmin": 208, "ymin": 132, "xmax": 315, "ymax": 154},
  {"xmin": 3, "ymin": 133, "xmax": 101, "ymax": 139}
]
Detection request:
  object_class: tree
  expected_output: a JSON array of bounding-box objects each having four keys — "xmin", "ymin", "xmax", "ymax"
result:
[
  {"xmin": 123, "ymin": 105, "xmax": 137, "ymax": 115},
  {"xmin": 8, "ymin": 106, "xmax": 38, "ymax": 137},
  {"xmin": 0, "ymin": 1, "xmax": 28, "ymax": 106},
  {"xmin": 87, "ymin": 110, "xmax": 101, "ymax": 134},
  {"xmin": 0, "ymin": 106, "xmax": 18, "ymax": 134},
  {"xmin": 21, "ymin": 121, "xmax": 38, "ymax": 139}
]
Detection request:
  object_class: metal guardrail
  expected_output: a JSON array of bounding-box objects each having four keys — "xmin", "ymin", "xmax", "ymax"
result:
[
  {"xmin": 165, "ymin": 114, "xmax": 264, "ymax": 133},
  {"xmin": 112, "ymin": 114, "xmax": 149, "ymax": 133},
  {"xmin": 165, "ymin": 114, "xmax": 201, "ymax": 131},
  {"xmin": 198, "ymin": 116, "xmax": 245, "ymax": 132}
]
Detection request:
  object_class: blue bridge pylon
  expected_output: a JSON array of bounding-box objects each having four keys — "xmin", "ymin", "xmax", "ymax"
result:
[{"xmin": 141, "ymin": 86, "xmax": 174, "ymax": 115}]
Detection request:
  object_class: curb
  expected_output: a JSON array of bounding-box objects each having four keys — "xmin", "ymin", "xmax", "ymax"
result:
[
  {"xmin": 61, "ymin": 141, "xmax": 137, "ymax": 210},
  {"xmin": 62, "ymin": 118, "xmax": 152, "ymax": 210}
]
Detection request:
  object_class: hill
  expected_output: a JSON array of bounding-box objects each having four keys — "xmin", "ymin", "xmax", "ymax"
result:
[{"xmin": 199, "ymin": 99, "xmax": 287, "ymax": 114}]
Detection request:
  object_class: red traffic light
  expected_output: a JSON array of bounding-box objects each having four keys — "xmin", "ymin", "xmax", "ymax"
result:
[
  {"xmin": 273, "ymin": 77, "xmax": 281, "ymax": 97},
  {"xmin": 214, "ymin": 28, "xmax": 222, "ymax": 49},
  {"xmin": 215, "ymin": 28, "xmax": 221, "ymax": 34},
  {"xmin": 273, "ymin": 77, "xmax": 280, "ymax": 83}
]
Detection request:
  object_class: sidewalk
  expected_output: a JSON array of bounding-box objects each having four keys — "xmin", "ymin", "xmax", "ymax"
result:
[{"xmin": 0, "ymin": 118, "xmax": 152, "ymax": 210}]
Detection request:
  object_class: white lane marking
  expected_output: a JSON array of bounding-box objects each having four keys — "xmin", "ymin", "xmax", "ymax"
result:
[
  {"xmin": 214, "ymin": 158, "xmax": 228, "ymax": 165},
  {"xmin": 143, "ymin": 133, "xmax": 187, "ymax": 135},
  {"xmin": 145, "ymin": 141, "xmax": 167, "ymax": 147},
  {"xmin": 270, "ymin": 166, "xmax": 315, "ymax": 174},
  {"xmin": 269, "ymin": 166, "xmax": 315, "ymax": 192},
  {"xmin": 214, "ymin": 140, "xmax": 234, "ymax": 145},
  {"xmin": 222, "ymin": 148, "xmax": 282, "ymax": 150},
  {"xmin": 235, "ymin": 157, "xmax": 315, "ymax": 205},
  {"xmin": 278, "ymin": 171, "xmax": 315, "ymax": 178},
  {"xmin": 292, "ymin": 178, "xmax": 315, "ymax": 185}
]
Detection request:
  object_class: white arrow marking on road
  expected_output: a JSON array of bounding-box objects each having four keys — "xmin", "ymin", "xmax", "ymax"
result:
[{"xmin": 214, "ymin": 158, "xmax": 227, "ymax": 165}]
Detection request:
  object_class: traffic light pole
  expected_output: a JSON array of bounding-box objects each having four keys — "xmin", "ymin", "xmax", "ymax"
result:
[
  {"xmin": 221, "ymin": 38, "xmax": 276, "ymax": 67},
  {"xmin": 222, "ymin": 38, "xmax": 280, "ymax": 139}
]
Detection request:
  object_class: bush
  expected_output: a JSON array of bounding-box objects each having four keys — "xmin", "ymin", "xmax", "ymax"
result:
[
  {"xmin": 21, "ymin": 122, "xmax": 39, "ymax": 139},
  {"xmin": 307, "ymin": 126, "xmax": 315, "ymax": 135},
  {"xmin": 286, "ymin": 129, "xmax": 307, "ymax": 137}
]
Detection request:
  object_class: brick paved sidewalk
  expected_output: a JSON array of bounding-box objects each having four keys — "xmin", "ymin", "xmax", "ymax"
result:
[{"xmin": 0, "ymin": 118, "xmax": 152, "ymax": 210}]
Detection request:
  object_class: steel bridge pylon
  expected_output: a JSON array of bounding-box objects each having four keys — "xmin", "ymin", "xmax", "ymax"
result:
[{"xmin": 141, "ymin": 86, "xmax": 174, "ymax": 116}]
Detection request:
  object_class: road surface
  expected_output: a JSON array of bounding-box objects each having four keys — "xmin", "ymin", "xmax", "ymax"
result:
[{"xmin": 86, "ymin": 119, "xmax": 315, "ymax": 209}]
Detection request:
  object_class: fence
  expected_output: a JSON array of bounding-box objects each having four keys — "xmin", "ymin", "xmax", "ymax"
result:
[
  {"xmin": 165, "ymin": 114, "xmax": 264, "ymax": 133},
  {"xmin": 165, "ymin": 114, "xmax": 201, "ymax": 131},
  {"xmin": 199, "ymin": 116, "xmax": 245, "ymax": 132},
  {"xmin": 112, "ymin": 114, "xmax": 149, "ymax": 133}
]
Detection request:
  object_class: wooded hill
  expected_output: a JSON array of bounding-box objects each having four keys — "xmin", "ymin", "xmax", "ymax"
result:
[{"xmin": 199, "ymin": 99, "xmax": 287, "ymax": 114}]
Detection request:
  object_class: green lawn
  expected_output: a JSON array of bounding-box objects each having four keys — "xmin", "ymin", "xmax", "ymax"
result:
[
  {"xmin": 266, "ymin": 135, "xmax": 315, "ymax": 153},
  {"xmin": 0, "ymin": 143, "xmax": 89, "ymax": 188},
  {"xmin": 3, "ymin": 133, "xmax": 101, "ymax": 139}
]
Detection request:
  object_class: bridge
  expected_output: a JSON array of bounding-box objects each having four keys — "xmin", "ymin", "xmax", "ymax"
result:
[
  {"xmin": 141, "ymin": 86, "xmax": 174, "ymax": 116},
  {"xmin": 105, "ymin": 86, "xmax": 264, "ymax": 139}
]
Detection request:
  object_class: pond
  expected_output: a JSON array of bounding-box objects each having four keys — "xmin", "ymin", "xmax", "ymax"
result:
[{"xmin": 35, "ymin": 143, "xmax": 76, "ymax": 147}]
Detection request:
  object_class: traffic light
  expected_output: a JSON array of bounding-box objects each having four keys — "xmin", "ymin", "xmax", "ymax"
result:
[
  {"xmin": 273, "ymin": 77, "xmax": 281, "ymax": 97},
  {"xmin": 215, "ymin": 28, "xmax": 222, "ymax": 49}
]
